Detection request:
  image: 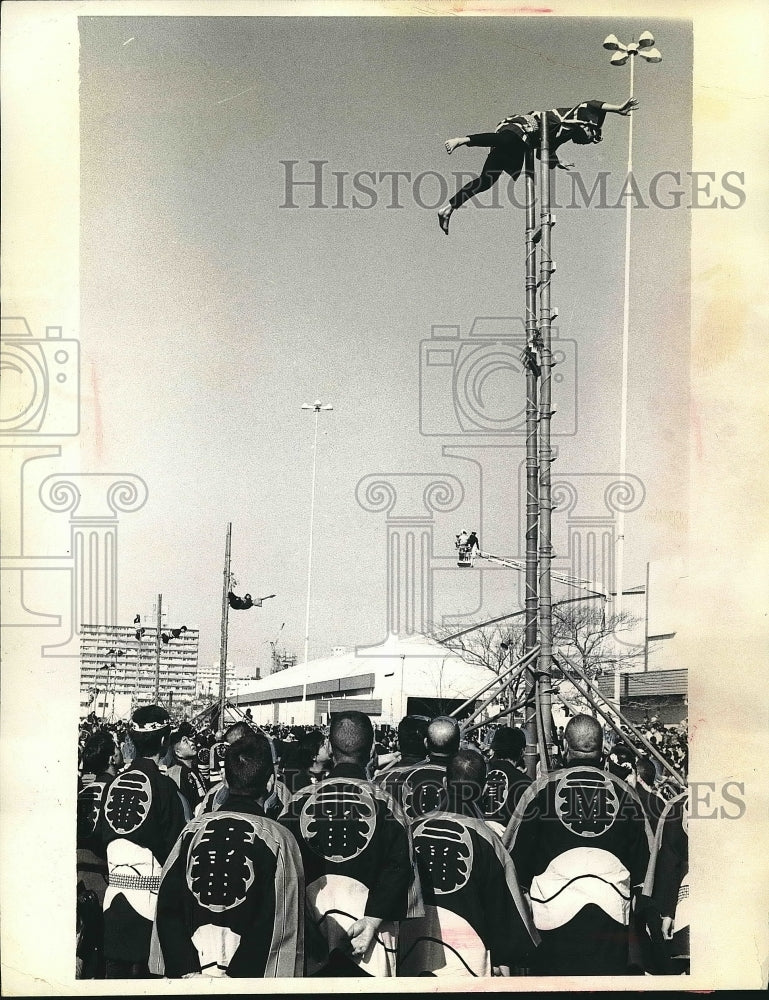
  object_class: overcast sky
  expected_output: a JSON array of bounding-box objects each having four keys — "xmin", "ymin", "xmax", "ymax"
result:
[{"xmin": 77, "ymin": 14, "xmax": 692, "ymax": 673}]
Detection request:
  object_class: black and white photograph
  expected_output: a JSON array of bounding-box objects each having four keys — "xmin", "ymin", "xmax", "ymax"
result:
[{"xmin": 1, "ymin": 0, "xmax": 768, "ymax": 992}]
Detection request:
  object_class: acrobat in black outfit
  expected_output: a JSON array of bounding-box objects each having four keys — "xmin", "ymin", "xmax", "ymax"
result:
[
  {"xmin": 228, "ymin": 591, "xmax": 276, "ymax": 611},
  {"xmin": 438, "ymin": 98, "xmax": 637, "ymax": 234}
]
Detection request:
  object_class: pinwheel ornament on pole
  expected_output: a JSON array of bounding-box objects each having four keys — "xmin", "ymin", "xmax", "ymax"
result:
[{"xmin": 603, "ymin": 31, "xmax": 662, "ymax": 66}]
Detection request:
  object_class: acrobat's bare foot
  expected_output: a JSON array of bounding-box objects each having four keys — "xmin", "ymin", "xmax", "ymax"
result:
[
  {"xmin": 438, "ymin": 207, "xmax": 452, "ymax": 235},
  {"xmin": 445, "ymin": 138, "xmax": 464, "ymax": 155}
]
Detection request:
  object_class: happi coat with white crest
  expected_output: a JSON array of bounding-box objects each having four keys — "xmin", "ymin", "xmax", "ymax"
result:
[
  {"xmin": 149, "ymin": 794, "xmax": 305, "ymax": 978},
  {"xmin": 279, "ymin": 763, "xmax": 423, "ymax": 976},
  {"xmin": 98, "ymin": 756, "xmax": 186, "ymax": 964},
  {"xmin": 398, "ymin": 808, "xmax": 539, "ymax": 976},
  {"xmin": 503, "ymin": 764, "xmax": 652, "ymax": 976}
]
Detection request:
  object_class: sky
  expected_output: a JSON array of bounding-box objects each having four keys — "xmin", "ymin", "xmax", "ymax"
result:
[{"xmin": 76, "ymin": 14, "xmax": 693, "ymax": 675}]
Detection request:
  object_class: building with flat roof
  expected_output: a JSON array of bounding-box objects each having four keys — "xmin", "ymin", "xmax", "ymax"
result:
[
  {"xmin": 233, "ymin": 632, "xmax": 496, "ymax": 727},
  {"xmin": 590, "ymin": 559, "xmax": 689, "ymax": 724}
]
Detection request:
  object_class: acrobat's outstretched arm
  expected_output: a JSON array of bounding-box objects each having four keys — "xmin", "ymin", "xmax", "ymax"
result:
[
  {"xmin": 601, "ymin": 97, "xmax": 639, "ymax": 116},
  {"xmin": 445, "ymin": 136, "xmax": 471, "ymax": 155}
]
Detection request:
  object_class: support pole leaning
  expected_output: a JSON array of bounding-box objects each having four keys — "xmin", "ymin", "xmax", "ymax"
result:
[
  {"xmin": 553, "ymin": 651, "xmax": 686, "ymax": 787},
  {"xmin": 449, "ymin": 645, "xmax": 540, "ymax": 721}
]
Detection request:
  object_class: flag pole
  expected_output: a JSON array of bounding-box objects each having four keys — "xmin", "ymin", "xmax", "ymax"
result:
[{"xmin": 219, "ymin": 522, "xmax": 232, "ymax": 733}]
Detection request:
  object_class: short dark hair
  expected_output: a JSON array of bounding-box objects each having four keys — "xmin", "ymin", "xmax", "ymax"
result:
[
  {"xmin": 491, "ymin": 726, "xmax": 526, "ymax": 761},
  {"xmin": 565, "ymin": 714, "xmax": 603, "ymax": 760},
  {"xmin": 330, "ymin": 711, "xmax": 374, "ymax": 762},
  {"xmin": 636, "ymin": 755, "xmax": 657, "ymax": 786},
  {"xmin": 130, "ymin": 728, "xmax": 166, "ymax": 757},
  {"xmin": 606, "ymin": 743, "xmax": 635, "ymax": 780},
  {"xmin": 225, "ymin": 735, "xmax": 274, "ymax": 795},
  {"xmin": 224, "ymin": 721, "xmax": 254, "ymax": 744},
  {"xmin": 397, "ymin": 715, "xmax": 430, "ymax": 757},
  {"xmin": 297, "ymin": 730, "xmax": 326, "ymax": 769},
  {"xmin": 169, "ymin": 727, "xmax": 193, "ymax": 748},
  {"xmin": 82, "ymin": 730, "xmax": 115, "ymax": 774},
  {"xmin": 446, "ymin": 748, "xmax": 487, "ymax": 806}
]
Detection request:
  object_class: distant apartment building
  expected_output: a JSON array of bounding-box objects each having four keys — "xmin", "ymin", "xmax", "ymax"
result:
[
  {"xmin": 80, "ymin": 623, "xmax": 199, "ymax": 718},
  {"xmin": 195, "ymin": 660, "xmax": 264, "ymax": 702},
  {"xmin": 196, "ymin": 660, "xmax": 231, "ymax": 698}
]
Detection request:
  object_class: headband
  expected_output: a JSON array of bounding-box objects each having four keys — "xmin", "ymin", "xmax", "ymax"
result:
[{"xmin": 130, "ymin": 719, "xmax": 170, "ymax": 733}]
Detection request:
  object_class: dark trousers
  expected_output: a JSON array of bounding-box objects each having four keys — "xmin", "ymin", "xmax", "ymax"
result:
[
  {"xmin": 311, "ymin": 950, "xmax": 373, "ymax": 978},
  {"xmin": 105, "ymin": 959, "xmax": 157, "ymax": 979},
  {"xmin": 449, "ymin": 132, "xmax": 528, "ymax": 209}
]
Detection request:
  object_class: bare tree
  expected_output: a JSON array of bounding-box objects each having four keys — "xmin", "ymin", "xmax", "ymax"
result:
[
  {"xmin": 551, "ymin": 601, "xmax": 641, "ymax": 716},
  {"xmin": 429, "ymin": 599, "xmax": 641, "ymax": 722},
  {"xmin": 553, "ymin": 602, "xmax": 639, "ymax": 676},
  {"xmin": 427, "ymin": 619, "xmax": 530, "ymax": 719}
]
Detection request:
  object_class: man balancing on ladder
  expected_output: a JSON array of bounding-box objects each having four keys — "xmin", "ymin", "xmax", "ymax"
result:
[{"xmin": 437, "ymin": 97, "xmax": 637, "ymax": 234}]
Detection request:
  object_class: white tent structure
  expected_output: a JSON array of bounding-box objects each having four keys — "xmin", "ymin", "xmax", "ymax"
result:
[{"xmin": 233, "ymin": 632, "xmax": 495, "ymax": 727}]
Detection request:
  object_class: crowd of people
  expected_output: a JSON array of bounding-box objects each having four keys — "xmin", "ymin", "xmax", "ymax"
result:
[{"xmin": 77, "ymin": 706, "xmax": 689, "ymax": 980}]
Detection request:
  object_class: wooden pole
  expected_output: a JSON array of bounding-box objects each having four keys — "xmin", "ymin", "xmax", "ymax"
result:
[
  {"xmin": 303, "ymin": 406, "xmax": 321, "ymax": 672},
  {"xmin": 219, "ymin": 523, "xmax": 232, "ymax": 733},
  {"xmin": 523, "ymin": 144, "xmax": 540, "ymax": 778},
  {"xmin": 537, "ymin": 112, "xmax": 555, "ymax": 764},
  {"xmin": 462, "ymin": 697, "xmax": 527, "ymax": 736}
]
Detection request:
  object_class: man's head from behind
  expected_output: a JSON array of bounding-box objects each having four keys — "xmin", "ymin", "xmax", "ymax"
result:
[
  {"xmin": 397, "ymin": 715, "xmax": 430, "ymax": 758},
  {"xmin": 564, "ymin": 714, "xmax": 604, "ymax": 764},
  {"xmin": 82, "ymin": 729, "xmax": 121, "ymax": 775},
  {"xmin": 445, "ymin": 748, "xmax": 488, "ymax": 810},
  {"xmin": 224, "ymin": 721, "xmax": 254, "ymax": 745},
  {"xmin": 425, "ymin": 716, "xmax": 461, "ymax": 761},
  {"xmin": 129, "ymin": 705, "xmax": 171, "ymax": 758},
  {"xmin": 606, "ymin": 740, "xmax": 637, "ymax": 781},
  {"xmin": 491, "ymin": 725, "xmax": 526, "ymax": 764},
  {"xmin": 224, "ymin": 734, "xmax": 274, "ymax": 798},
  {"xmin": 635, "ymin": 755, "xmax": 657, "ymax": 789},
  {"xmin": 329, "ymin": 710, "xmax": 374, "ymax": 765}
]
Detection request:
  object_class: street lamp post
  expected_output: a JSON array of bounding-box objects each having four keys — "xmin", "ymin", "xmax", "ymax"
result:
[
  {"xmin": 601, "ymin": 30, "xmax": 662, "ymax": 670},
  {"xmin": 300, "ymin": 400, "xmax": 333, "ymax": 704},
  {"xmin": 219, "ymin": 522, "xmax": 232, "ymax": 733},
  {"xmin": 101, "ymin": 662, "xmax": 110, "ymax": 721}
]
